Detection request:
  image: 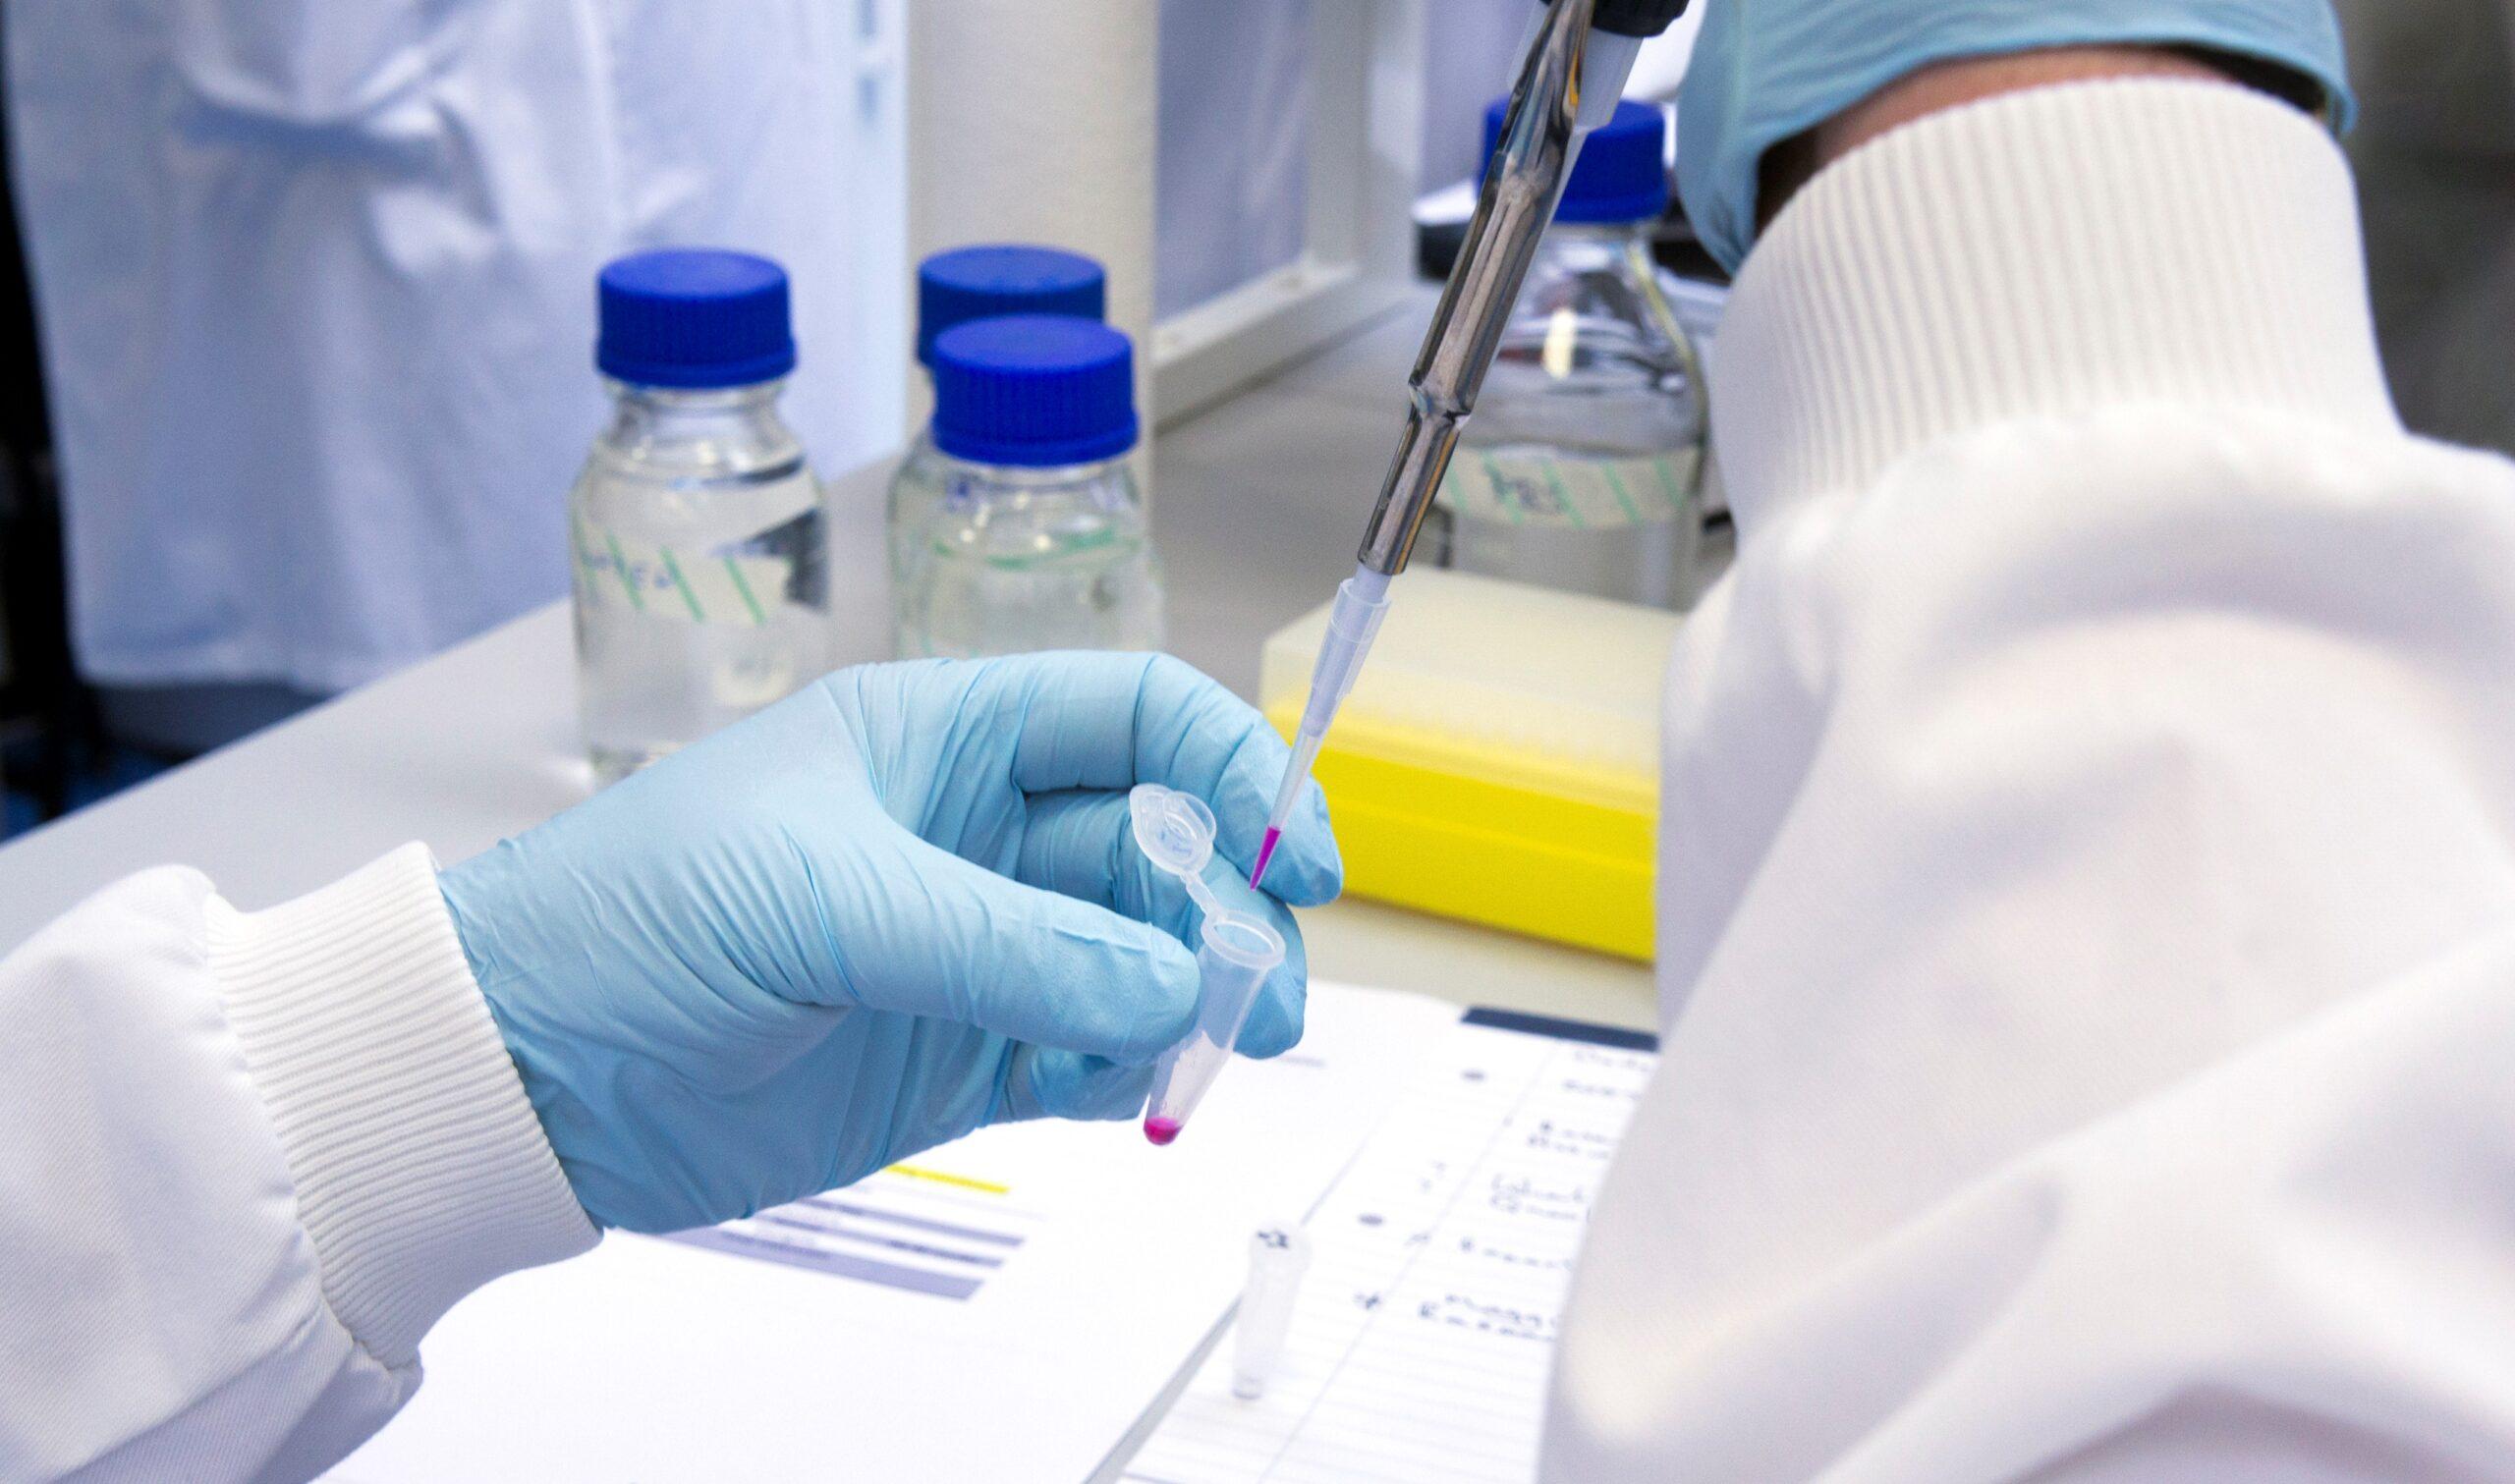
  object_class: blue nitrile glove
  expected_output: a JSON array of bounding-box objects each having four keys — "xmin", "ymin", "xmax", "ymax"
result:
[
  {"xmin": 1676, "ymin": 0, "xmax": 2355, "ymax": 272},
  {"xmin": 438, "ymin": 653, "xmax": 1340, "ymax": 1234}
]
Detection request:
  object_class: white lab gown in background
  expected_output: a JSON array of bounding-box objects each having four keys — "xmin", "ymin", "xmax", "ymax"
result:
[
  {"xmin": 1546, "ymin": 80, "xmax": 2515, "ymax": 1479},
  {"xmin": 6, "ymin": 1, "xmax": 901, "ymax": 694}
]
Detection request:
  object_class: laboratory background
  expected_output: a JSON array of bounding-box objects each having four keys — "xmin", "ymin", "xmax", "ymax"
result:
[
  {"xmin": 0, "ymin": 0, "xmax": 1537, "ymax": 813},
  {"xmin": 3, "ymin": 0, "xmax": 2515, "ymax": 1479},
  {"xmin": 0, "ymin": 0, "xmax": 2505, "ymax": 830}
]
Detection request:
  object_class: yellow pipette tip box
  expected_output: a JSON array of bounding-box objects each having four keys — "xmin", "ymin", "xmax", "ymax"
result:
[{"xmin": 1259, "ymin": 569, "xmax": 1677, "ymax": 962}]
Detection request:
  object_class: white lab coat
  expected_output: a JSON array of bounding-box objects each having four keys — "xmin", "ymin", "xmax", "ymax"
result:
[
  {"xmin": 6, "ymin": 1, "xmax": 900, "ymax": 693},
  {"xmin": 0, "ymin": 847, "xmax": 593, "ymax": 1479},
  {"xmin": 1545, "ymin": 80, "xmax": 2515, "ymax": 1479},
  {"xmin": 6, "ymin": 74, "xmax": 2515, "ymax": 1484}
]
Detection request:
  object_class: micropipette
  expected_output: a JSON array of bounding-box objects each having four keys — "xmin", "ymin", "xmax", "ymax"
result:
[{"xmin": 1248, "ymin": 0, "xmax": 1687, "ymax": 890}]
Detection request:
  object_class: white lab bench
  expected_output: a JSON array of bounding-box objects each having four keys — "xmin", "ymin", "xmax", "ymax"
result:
[{"xmin": 0, "ymin": 294, "xmax": 1658, "ymax": 1031}]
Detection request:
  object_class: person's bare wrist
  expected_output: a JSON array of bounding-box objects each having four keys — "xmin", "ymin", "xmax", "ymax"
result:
[
  {"xmin": 1815, "ymin": 47, "xmax": 2230, "ymax": 165},
  {"xmin": 1760, "ymin": 46, "xmax": 2235, "ymax": 228}
]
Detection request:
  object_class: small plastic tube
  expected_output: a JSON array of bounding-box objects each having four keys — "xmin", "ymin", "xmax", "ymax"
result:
[
  {"xmin": 1233, "ymin": 1223, "xmax": 1314, "ymax": 1401},
  {"xmin": 1143, "ymin": 910, "xmax": 1284, "ymax": 1144},
  {"xmin": 1130, "ymin": 784, "xmax": 1287, "ymax": 1146}
]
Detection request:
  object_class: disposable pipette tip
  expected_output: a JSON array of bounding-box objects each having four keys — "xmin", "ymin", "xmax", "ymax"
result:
[
  {"xmin": 1253, "ymin": 726, "xmax": 1326, "ymax": 893},
  {"xmin": 1250, "ymin": 827, "xmax": 1283, "ymax": 889},
  {"xmin": 1144, "ymin": 1115, "xmax": 1183, "ymax": 1146}
]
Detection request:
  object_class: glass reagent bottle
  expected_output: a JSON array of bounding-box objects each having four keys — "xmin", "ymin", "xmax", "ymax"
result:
[
  {"xmin": 1431, "ymin": 98, "xmax": 1707, "ymax": 610},
  {"xmin": 571, "ymin": 249, "xmax": 828, "ymax": 785},
  {"xmin": 896, "ymin": 313, "xmax": 1162, "ymax": 659},
  {"xmin": 888, "ymin": 245, "xmax": 1107, "ymax": 618}
]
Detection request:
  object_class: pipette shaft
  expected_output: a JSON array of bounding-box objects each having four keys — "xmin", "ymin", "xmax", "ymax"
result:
[
  {"xmin": 1355, "ymin": 0, "xmax": 1597, "ymax": 578},
  {"xmin": 1252, "ymin": 0, "xmax": 1606, "ymax": 891}
]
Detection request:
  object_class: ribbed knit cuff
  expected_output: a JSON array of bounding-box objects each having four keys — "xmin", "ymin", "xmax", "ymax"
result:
[
  {"xmin": 206, "ymin": 845, "xmax": 597, "ymax": 1370},
  {"xmin": 1714, "ymin": 79, "xmax": 2400, "ymax": 526}
]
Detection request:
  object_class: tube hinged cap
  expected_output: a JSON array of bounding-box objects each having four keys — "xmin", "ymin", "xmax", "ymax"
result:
[
  {"xmin": 597, "ymin": 249, "xmax": 796, "ymax": 389},
  {"xmin": 1131, "ymin": 784, "xmax": 1217, "ymax": 881}
]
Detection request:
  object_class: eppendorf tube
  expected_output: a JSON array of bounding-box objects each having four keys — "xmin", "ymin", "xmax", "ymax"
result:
[
  {"xmin": 1143, "ymin": 910, "xmax": 1285, "ymax": 1145},
  {"xmin": 1234, "ymin": 1223, "xmax": 1314, "ymax": 1400},
  {"xmin": 1128, "ymin": 783, "xmax": 1287, "ymax": 1146}
]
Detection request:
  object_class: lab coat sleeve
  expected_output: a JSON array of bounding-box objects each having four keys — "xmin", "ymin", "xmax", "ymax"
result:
[
  {"xmin": 0, "ymin": 846, "xmax": 597, "ymax": 1481},
  {"xmin": 1547, "ymin": 81, "xmax": 2515, "ymax": 1480}
]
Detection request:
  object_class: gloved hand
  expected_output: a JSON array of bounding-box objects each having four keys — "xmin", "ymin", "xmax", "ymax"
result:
[
  {"xmin": 438, "ymin": 653, "xmax": 1340, "ymax": 1234},
  {"xmin": 1675, "ymin": 0, "xmax": 2354, "ymax": 272}
]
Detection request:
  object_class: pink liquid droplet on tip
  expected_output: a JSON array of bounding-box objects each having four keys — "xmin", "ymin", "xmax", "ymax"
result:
[
  {"xmin": 1144, "ymin": 1116, "xmax": 1182, "ymax": 1146},
  {"xmin": 1251, "ymin": 827, "xmax": 1282, "ymax": 889}
]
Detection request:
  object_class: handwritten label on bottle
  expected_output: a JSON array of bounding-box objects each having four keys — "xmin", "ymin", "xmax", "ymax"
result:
[
  {"xmin": 571, "ymin": 510, "xmax": 820, "ymax": 628},
  {"xmin": 1438, "ymin": 448, "xmax": 1701, "ymax": 529}
]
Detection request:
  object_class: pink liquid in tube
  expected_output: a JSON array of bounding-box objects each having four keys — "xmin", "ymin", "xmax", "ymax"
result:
[{"xmin": 1143, "ymin": 1116, "xmax": 1183, "ymax": 1146}]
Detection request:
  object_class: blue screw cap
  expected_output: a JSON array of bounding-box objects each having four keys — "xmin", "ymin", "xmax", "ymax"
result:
[
  {"xmin": 597, "ymin": 249, "xmax": 796, "ymax": 389},
  {"xmin": 1483, "ymin": 97, "xmax": 1670, "ymax": 225},
  {"xmin": 918, "ymin": 245, "xmax": 1107, "ymax": 366},
  {"xmin": 930, "ymin": 315, "xmax": 1138, "ymax": 468}
]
